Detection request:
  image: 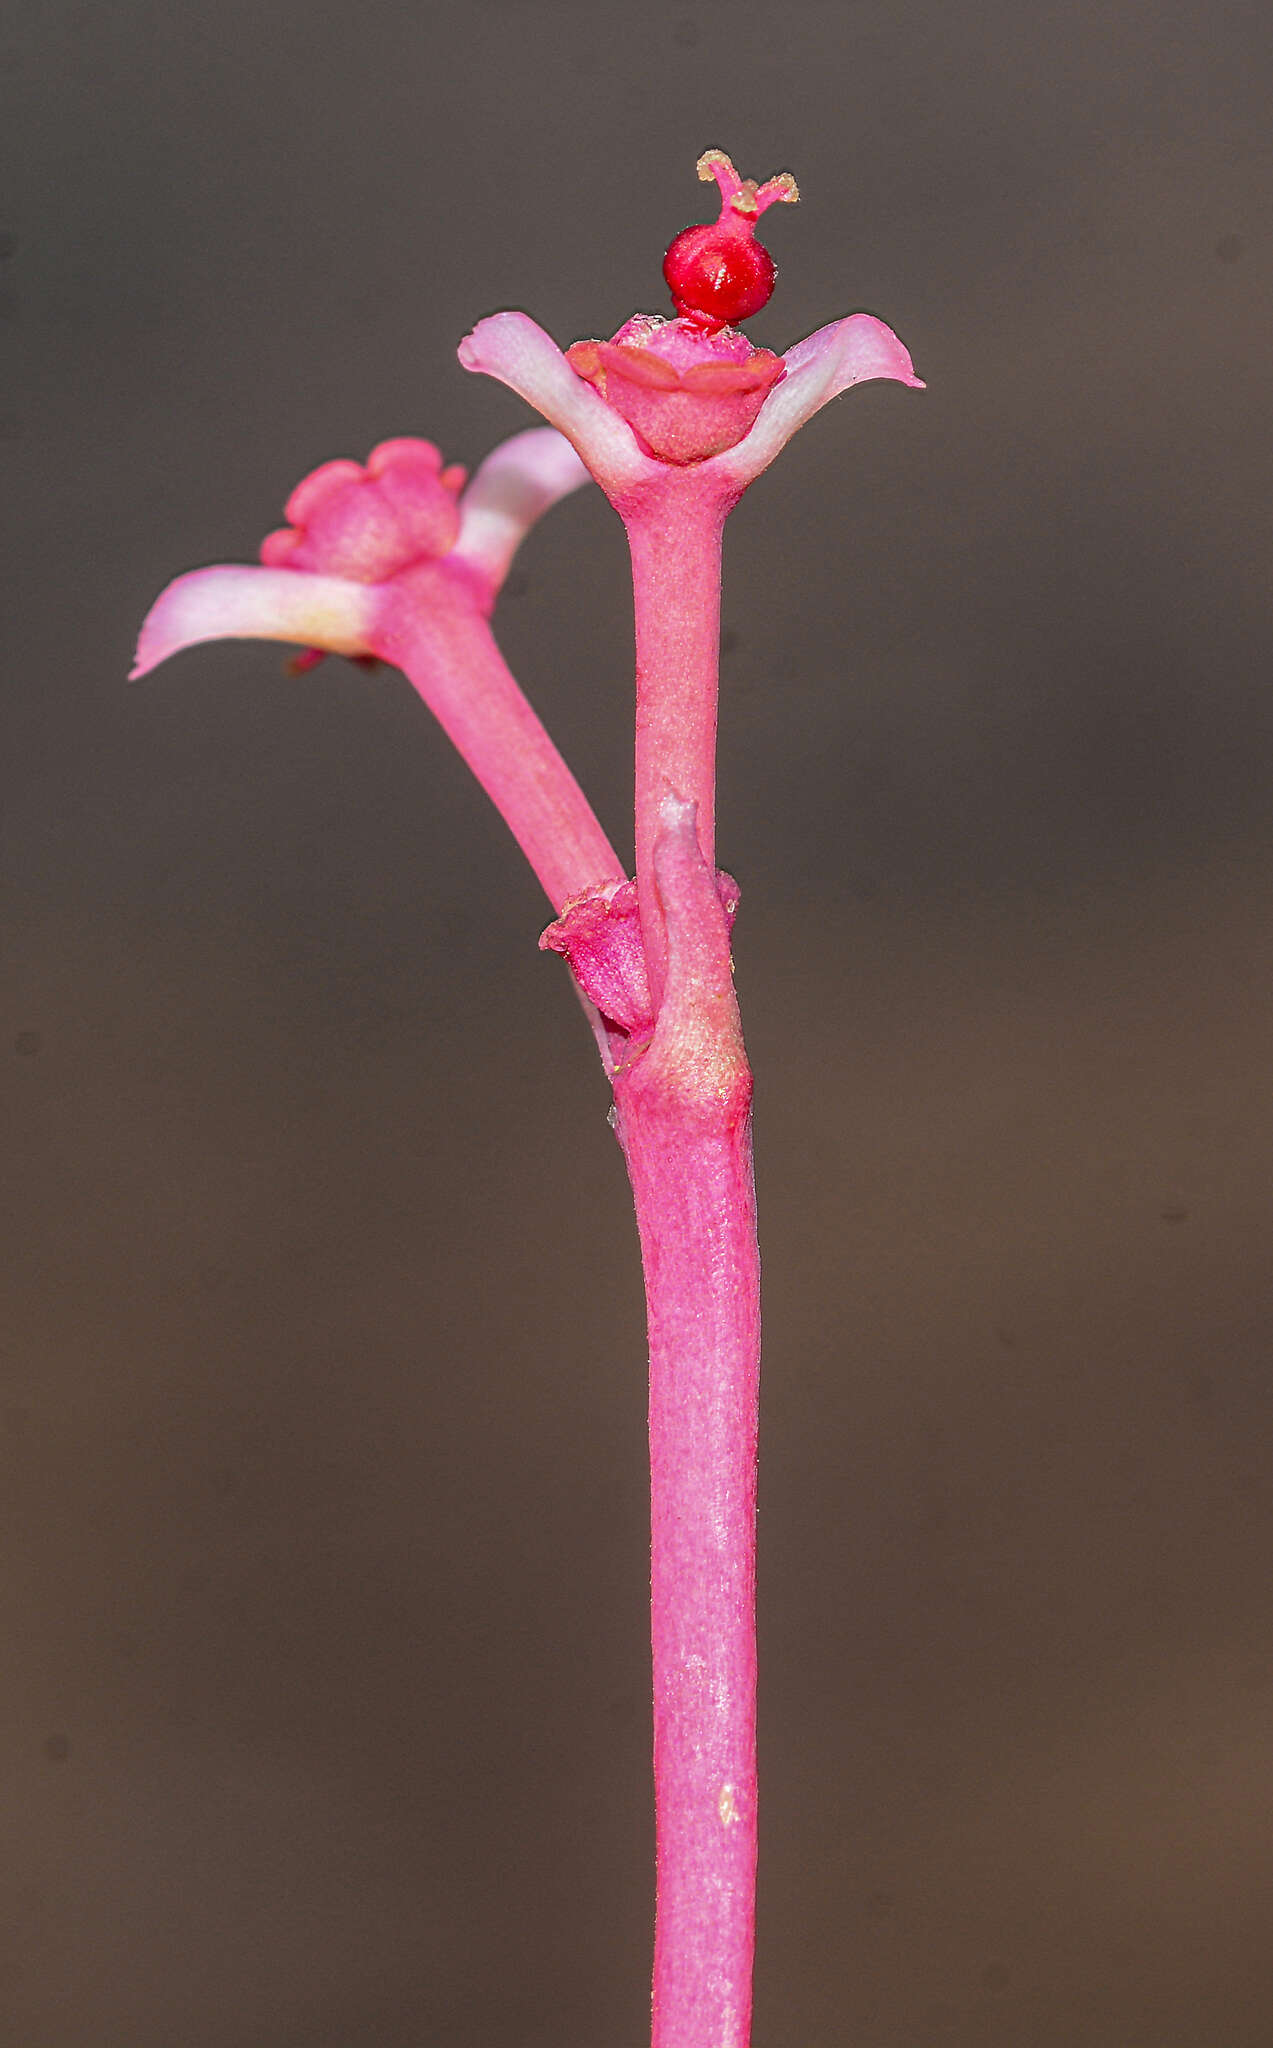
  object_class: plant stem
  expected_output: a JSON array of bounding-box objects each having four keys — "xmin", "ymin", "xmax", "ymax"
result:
[{"xmin": 611, "ymin": 805, "xmax": 760, "ymax": 2048}]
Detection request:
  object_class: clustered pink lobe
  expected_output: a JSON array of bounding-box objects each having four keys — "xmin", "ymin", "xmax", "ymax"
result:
[
  {"xmin": 566, "ymin": 316, "xmax": 785, "ymax": 466},
  {"xmin": 260, "ymin": 438, "xmax": 468, "ymax": 582}
]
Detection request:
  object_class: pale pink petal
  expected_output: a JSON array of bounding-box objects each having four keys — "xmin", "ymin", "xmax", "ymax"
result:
[
  {"xmin": 457, "ymin": 312, "xmax": 656, "ymax": 495},
  {"xmin": 452, "ymin": 426, "xmax": 593, "ymax": 592},
  {"xmin": 130, "ymin": 565, "xmax": 379, "ymax": 679},
  {"xmin": 713, "ymin": 312, "xmax": 923, "ymax": 488}
]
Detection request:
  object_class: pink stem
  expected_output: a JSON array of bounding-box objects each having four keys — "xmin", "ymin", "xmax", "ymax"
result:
[
  {"xmin": 624, "ymin": 475, "xmax": 736, "ymax": 1004},
  {"xmin": 373, "ymin": 562, "xmax": 625, "ymax": 913},
  {"xmin": 612, "ymin": 802, "xmax": 760, "ymax": 2048}
]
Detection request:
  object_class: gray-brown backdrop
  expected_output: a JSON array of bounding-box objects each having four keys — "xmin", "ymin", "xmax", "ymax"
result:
[{"xmin": 5, "ymin": 1, "xmax": 1273, "ymax": 2042}]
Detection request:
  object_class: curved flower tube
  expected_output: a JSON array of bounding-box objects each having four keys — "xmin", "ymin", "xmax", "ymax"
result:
[{"xmin": 132, "ymin": 429, "xmax": 625, "ymax": 915}]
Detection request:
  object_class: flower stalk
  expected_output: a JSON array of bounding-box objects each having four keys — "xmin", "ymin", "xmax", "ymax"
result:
[
  {"xmin": 373, "ymin": 560, "xmax": 625, "ymax": 912},
  {"xmin": 625, "ymin": 474, "xmax": 735, "ymax": 1001},
  {"xmin": 134, "ymin": 150, "xmax": 922, "ymax": 2048},
  {"xmin": 614, "ymin": 798, "xmax": 759, "ymax": 2048}
]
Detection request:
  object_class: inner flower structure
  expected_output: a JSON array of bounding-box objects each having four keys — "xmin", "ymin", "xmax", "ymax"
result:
[
  {"xmin": 566, "ymin": 314, "xmax": 785, "ymax": 465},
  {"xmin": 260, "ymin": 438, "xmax": 468, "ymax": 582},
  {"xmin": 564, "ymin": 149, "xmax": 797, "ymax": 466}
]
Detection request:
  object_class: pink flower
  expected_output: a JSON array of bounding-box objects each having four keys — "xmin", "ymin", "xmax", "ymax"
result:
[
  {"xmin": 555, "ymin": 152, "xmax": 799, "ymax": 467},
  {"xmin": 460, "ymin": 303, "xmax": 923, "ymax": 502},
  {"xmin": 132, "ymin": 428, "xmax": 588, "ymax": 674},
  {"xmin": 459, "ymin": 180, "xmax": 920, "ymax": 2048},
  {"xmin": 458, "ymin": 148, "xmax": 923, "ymax": 500},
  {"xmin": 132, "ymin": 428, "xmax": 625, "ymax": 915},
  {"xmin": 459, "ymin": 152, "xmax": 923, "ymax": 1007}
]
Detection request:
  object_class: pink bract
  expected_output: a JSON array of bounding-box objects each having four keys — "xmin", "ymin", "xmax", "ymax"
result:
[{"xmin": 131, "ymin": 428, "xmax": 624, "ymax": 917}]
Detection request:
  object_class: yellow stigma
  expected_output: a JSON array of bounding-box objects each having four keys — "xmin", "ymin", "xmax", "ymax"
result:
[{"xmin": 695, "ymin": 149, "xmax": 800, "ymax": 217}]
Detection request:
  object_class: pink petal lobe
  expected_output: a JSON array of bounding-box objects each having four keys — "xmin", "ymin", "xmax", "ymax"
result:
[
  {"xmin": 364, "ymin": 440, "xmax": 461, "ymax": 561},
  {"xmin": 715, "ymin": 312, "xmax": 923, "ymax": 487},
  {"xmin": 452, "ymin": 427, "xmax": 593, "ymax": 592},
  {"xmin": 259, "ymin": 527, "xmax": 304, "ymax": 567},
  {"xmin": 457, "ymin": 312, "xmax": 655, "ymax": 495},
  {"xmin": 130, "ymin": 565, "xmax": 379, "ymax": 679},
  {"xmin": 365, "ymin": 437, "xmax": 444, "ymax": 477},
  {"xmin": 567, "ymin": 316, "xmax": 785, "ymax": 465},
  {"xmin": 583, "ymin": 341, "xmax": 683, "ymax": 392},
  {"xmin": 284, "ymin": 460, "xmax": 365, "ymax": 528}
]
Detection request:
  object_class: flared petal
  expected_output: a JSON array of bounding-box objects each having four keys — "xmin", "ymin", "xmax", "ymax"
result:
[
  {"xmin": 130, "ymin": 565, "xmax": 380, "ymax": 679},
  {"xmin": 712, "ymin": 312, "xmax": 924, "ymax": 489},
  {"xmin": 458, "ymin": 312, "xmax": 656, "ymax": 496},
  {"xmin": 452, "ymin": 426, "xmax": 593, "ymax": 591}
]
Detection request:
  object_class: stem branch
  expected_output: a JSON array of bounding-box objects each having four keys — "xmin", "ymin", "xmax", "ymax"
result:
[{"xmin": 612, "ymin": 806, "xmax": 759, "ymax": 2048}]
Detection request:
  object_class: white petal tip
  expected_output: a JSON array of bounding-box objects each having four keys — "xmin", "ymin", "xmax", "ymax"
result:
[
  {"xmin": 130, "ymin": 565, "xmax": 377, "ymax": 679},
  {"xmin": 453, "ymin": 427, "xmax": 594, "ymax": 589}
]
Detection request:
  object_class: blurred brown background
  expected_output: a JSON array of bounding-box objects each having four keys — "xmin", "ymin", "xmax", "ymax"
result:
[{"xmin": 5, "ymin": 1, "xmax": 1273, "ymax": 2042}]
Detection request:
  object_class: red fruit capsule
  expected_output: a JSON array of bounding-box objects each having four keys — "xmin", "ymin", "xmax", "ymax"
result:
[{"xmin": 662, "ymin": 149, "xmax": 799, "ymax": 330}]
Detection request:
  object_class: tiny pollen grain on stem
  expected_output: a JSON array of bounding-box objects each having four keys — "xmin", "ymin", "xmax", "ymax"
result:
[{"xmin": 717, "ymin": 1783, "xmax": 740, "ymax": 1826}]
